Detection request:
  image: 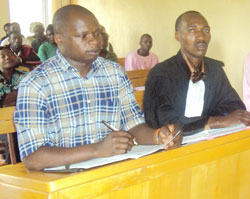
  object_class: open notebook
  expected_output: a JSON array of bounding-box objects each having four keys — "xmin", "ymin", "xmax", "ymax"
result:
[
  {"xmin": 182, "ymin": 123, "xmax": 246, "ymax": 144},
  {"xmin": 44, "ymin": 124, "xmax": 246, "ymax": 172}
]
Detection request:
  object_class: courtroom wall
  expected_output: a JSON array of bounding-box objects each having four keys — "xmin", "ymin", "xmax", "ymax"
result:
[
  {"xmin": 72, "ymin": 0, "xmax": 250, "ymax": 98},
  {"xmin": 0, "ymin": 0, "xmax": 10, "ymax": 38}
]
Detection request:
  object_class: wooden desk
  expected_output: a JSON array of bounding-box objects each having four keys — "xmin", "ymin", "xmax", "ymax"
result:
[{"xmin": 0, "ymin": 130, "xmax": 249, "ymax": 199}]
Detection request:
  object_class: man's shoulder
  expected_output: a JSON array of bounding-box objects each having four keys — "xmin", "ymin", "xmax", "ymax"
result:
[
  {"xmin": 20, "ymin": 58, "xmax": 57, "ymax": 84},
  {"xmin": 95, "ymin": 57, "xmax": 124, "ymax": 74},
  {"xmin": 204, "ymin": 56, "xmax": 224, "ymax": 68},
  {"xmin": 125, "ymin": 50, "xmax": 137, "ymax": 58},
  {"xmin": 149, "ymin": 52, "xmax": 159, "ymax": 59}
]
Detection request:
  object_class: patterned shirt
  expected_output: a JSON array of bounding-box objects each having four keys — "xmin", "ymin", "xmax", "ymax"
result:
[
  {"xmin": 14, "ymin": 50, "xmax": 144, "ymax": 160},
  {"xmin": 0, "ymin": 69, "xmax": 27, "ymax": 107}
]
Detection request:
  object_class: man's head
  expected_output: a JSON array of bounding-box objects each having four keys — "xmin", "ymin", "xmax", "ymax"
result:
[
  {"xmin": 175, "ymin": 11, "xmax": 211, "ymax": 59},
  {"xmin": 53, "ymin": 4, "xmax": 102, "ymax": 65},
  {"xmin": 33, "ymin": 24, "xmax": 45, "ymax": 38},
  {"xmin": 139, "ymin": 34, "xmax": 153, "ymax": 53},
  {"xmin": 46, "ymin": 24, "xmax": 55, "ymax": 44},
  {"xmin": 0, "ymin": 46, "xmax": 18, "ymax": 71},
  {"xmin": 9, "ymin": 22, "xmax": 21, "ymax": 33},
  {"xmin": 9, "ymin": 31, "xmax": 23, "ymax": 51},
  {"xmin": 3, "ymin": 23, "xmax": 11, "ymax": 36}
]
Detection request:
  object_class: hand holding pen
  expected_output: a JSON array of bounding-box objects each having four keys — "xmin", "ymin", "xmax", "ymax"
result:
[
  {"xmin": 97, "ymin": 120, "xmax": 134, "ymax": 157},
  {"xmin": 154, "ymin": 124, "xmax": 183, "ymax": 150}
]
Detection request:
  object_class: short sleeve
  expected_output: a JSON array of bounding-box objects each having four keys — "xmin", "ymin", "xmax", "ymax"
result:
[{"xmin": 14, "ymin": 79, "xmax": 56, "ymax": 160}]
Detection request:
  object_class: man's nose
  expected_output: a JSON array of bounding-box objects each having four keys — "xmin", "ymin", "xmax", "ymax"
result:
[{"xmin": 87, "ymin": 34, "xmax": 99, "ymax": 44}]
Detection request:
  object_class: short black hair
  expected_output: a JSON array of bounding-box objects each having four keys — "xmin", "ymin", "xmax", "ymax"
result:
[
  {"xmin": 175, "ymin": 10, "xmax": 202, "ymax": 31},
  {"xmin": 53, "ymin": 4, "xmax": 95, "ymax": 34},
  {"xmin": 140, "ymin": 34, "xmax": 152, "ymax": 42},
  {"xmin": 46, "ymin": 24, "xmax": 54, "ymax": 32}
]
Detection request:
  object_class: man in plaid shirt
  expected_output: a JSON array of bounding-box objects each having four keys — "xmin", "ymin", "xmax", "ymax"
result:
[{"xmin": 14, "ymin": 5, "xmax": 182, "ymax": 171}]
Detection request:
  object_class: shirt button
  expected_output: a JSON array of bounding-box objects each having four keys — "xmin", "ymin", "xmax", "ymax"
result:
[
  {"xmin": 87, "ymin": 100, "xmax": 91, "ymax": 103},
  {"xmin": 89, "ymin": 119, "xmax": 93, "ymax": 123}
]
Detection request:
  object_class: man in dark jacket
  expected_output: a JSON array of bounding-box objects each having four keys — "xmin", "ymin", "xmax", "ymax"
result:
[{"xmin": 144, "ymin": 11, "xmax": 250, "ymax": 132}]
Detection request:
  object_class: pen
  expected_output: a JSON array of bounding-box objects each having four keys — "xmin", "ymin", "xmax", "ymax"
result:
[
  {"xmin": 163, "ymin": 130, "xmax": 182, "ymax": 147},
  {"xmin": 102, "ymin": 120, "xmax": 138, "ymax": 145},
  {"xmin": 102, "ymin": 120, "xmax": 119, "ymax": 131}
]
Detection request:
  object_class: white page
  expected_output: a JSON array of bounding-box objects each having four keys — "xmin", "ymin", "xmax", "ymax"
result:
[{"xmin": 182, "ymin": 123, "xmax": 246, "ymax": 144}]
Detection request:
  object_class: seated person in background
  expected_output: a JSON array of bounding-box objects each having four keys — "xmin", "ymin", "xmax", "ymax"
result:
[
  {"xmin": 243, "ymin": 52, "xmax": 250, "ymax": 111},
  {"xmin": 99, "ymin": 25, "xmax": 118, "ymax": 62},
  {"xmin": 14, "ymin": 5, "xmax": 182, "ymax": 171},
  {"xmin": 0, "ymin": 23, "xmax": 11, "ymax": 45},
  {"xmin": 1, "ymin": 22, "xmax": 30, "ymax": 46},
  {"xmin": 6, "ymin": 31, "xmax": 41, "ymax": 70},
  {"xmin": 31, "ymin": 23, "xmax": 47, "ymax": 53},
  {"xmin": 125, "ymin": 34, "xmax": 159, "ymax": 71},
  {"xmin": 144, "ymin": 11, "xmax": 250, "ymax": 132},
  {"xmin": 0, "ymin": 46, "xmax": 27, "ymax": 107},
  {"xmin": 37, "ymin": 24, "xmax": 57, "ymax": 62},
  {"xmin": 26, "ymin": 22, "xmax": 43, "ymax": 44},
  {"xmin": 0, "ymin": 46, "xmax": 26, "ymax": 164}
]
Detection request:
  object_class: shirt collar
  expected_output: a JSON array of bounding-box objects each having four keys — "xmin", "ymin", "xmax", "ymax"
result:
[{"xmin": 55, "ymin": 49, "xmax": 104, "ymax": 78}]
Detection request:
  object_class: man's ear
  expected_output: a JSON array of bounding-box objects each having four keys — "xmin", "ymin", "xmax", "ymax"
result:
[
  {"xmin": 175, "ymin": 31, "xmax": 180, "ymax": 42},
  {"xmin": 54, "ymin": 34, "xmax": 62, "ymax": 46}
]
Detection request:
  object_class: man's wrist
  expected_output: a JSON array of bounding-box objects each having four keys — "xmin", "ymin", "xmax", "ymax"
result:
[{"xmin": 153, "ymin": 128, "xmax": 161, "ymax": 144}]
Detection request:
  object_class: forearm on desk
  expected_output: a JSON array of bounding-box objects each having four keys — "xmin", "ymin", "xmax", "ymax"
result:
[{"xmin": 22, "ymin": 144, "xmax": 100, "ymax": 171}]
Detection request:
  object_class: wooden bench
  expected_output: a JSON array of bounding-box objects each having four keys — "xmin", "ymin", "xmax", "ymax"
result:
[
  {"xmin": 134, "ymin": 90, "xmax": 144, "ymax": 109},
  {"xmin": 0, "ymin": 107, "xmax": 17, "ymax": 164},
  {"xmin": 117, "ymin": 57, "xmax": 125, "ymax": 67},
  {"xmin": 126, "ymin": 68, "xmax": 150, "ymax": 88}
]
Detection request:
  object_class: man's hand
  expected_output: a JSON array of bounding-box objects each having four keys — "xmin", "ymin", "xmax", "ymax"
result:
[
  {"xmin": 157, "ymin": 124, "xmax": 183, "ymax": 150},
  {"xmin": 96, "ymin": 131, "xmax": 134, "ymax": 157},
  {"xmin": 207, "ymin": 110, "xmax": 250, "ymax": 129}
]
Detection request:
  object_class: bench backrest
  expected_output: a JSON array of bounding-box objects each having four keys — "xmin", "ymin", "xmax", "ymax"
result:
[{"xmin": 126, "ymin": 68, "xmax": 150, "ymax": 88}]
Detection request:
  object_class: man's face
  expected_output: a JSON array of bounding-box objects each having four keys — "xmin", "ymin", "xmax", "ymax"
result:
[
  {"xmin": 34, "ymin": 25, "xmax": 44, "ymax": 37},
  {"xmin": 9, "ymin": 33, "xmax": 23, "ymax": 50},
  {"xmin": 55, "ymin": 13, "xmax": 102, "ymax": 65},
  {"xmin": 46, "ymin": 29, "xmax": 55, "ymax": 44},
  {"xmin": 0, "ymin": 49, "xmax": 18, "ymax": 70},
  {"xmin": 140, "ymin": 36, "xmax": 152, "ymax": 52},
  {"xmin": 175, "ymin": 13, "xmax": 211, "ymax": 58},
  {"xmin": 10, "ymin": 23, "xmax": 21, "ymax": 33}
]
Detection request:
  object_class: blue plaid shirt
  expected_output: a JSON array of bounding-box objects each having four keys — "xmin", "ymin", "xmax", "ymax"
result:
[{"xmin": 14, "ymin": 50, "xmax": 144, "ymax": 160}]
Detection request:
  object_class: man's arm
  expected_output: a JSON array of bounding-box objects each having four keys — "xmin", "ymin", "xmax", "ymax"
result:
[
  {"xmin": 205, "ymin": 110, "xmax": 250, "ymax": 129},
  {"xmin": 205, "ymin": 67, "xmax": 250, "ymax": 129},
  {"xmin": 22, "ymin": 131, "xmax": 134, "ymax": 171}
]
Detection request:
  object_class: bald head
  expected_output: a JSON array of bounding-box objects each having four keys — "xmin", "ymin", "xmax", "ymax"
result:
[
  {"xmin": 53, "ymin": 4, "xmax": 96, "ymax": 34},
  {"xmin": 175, "ymin": 11, "xmax": 207, "ymax": 32}
]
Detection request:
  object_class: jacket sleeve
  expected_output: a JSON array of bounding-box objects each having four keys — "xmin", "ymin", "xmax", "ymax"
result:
[{"xmin": 208, "ymin": 67, "xmax": 245, "ymax": 115}]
